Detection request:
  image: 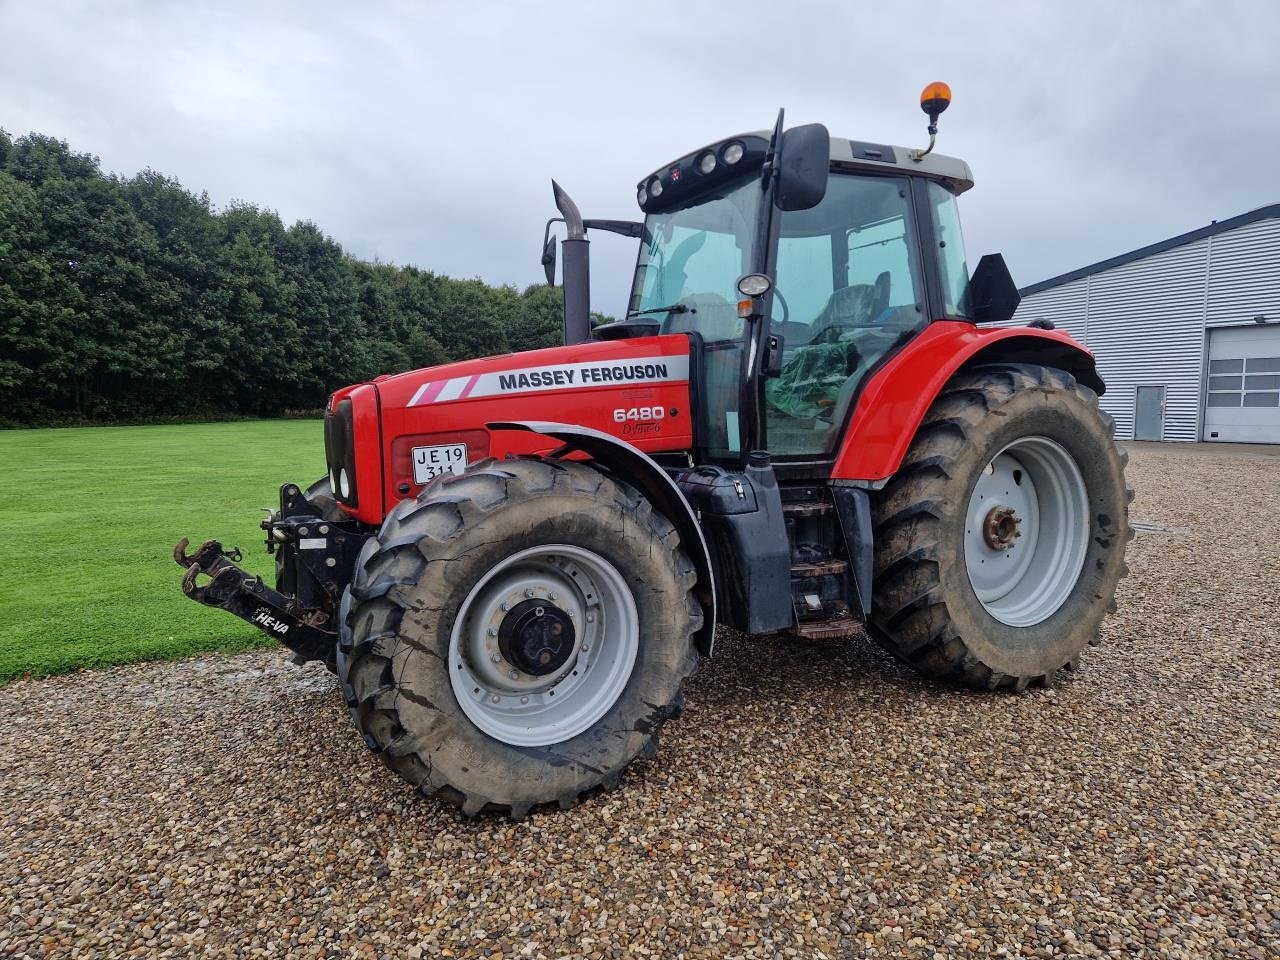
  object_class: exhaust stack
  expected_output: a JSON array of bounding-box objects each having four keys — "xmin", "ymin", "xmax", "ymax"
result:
[{"xmin": 552, "ymin": 180, "xmax": 591, "ymax": 345}]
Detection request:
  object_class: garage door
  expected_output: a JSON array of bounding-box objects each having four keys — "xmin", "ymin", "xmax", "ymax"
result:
[{"xmin": 1204, "ymin": 325, "xmax": 1280, "ymax": 443}]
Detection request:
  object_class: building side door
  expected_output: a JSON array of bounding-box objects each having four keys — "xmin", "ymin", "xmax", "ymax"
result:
[{"xmin": 1134, "ymin": 386, "xmax": 1165, "ymax": 440}]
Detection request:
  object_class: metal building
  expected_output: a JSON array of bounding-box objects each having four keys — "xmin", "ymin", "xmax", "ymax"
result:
[{"xmin": 1006, "ymin": 204, "xmax": 1280, "ymax": 443}]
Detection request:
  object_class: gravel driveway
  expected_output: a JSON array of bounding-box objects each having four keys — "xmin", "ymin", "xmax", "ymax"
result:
[{"xmin": 3, "ymin": 444, "xmax": 1278, "ymax": 959}]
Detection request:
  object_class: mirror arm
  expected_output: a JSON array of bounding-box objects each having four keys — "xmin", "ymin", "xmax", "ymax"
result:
[
  {"xmin": 542, "ymin": 217, "xmax": 564, "ymax": 253},
  {"xmin": 761, "ymin": 107, "xmax": 785, "ymax": 189},
  {"xmin": 582, "ymin": 219, "xmax": 644, "ymax": 239}
]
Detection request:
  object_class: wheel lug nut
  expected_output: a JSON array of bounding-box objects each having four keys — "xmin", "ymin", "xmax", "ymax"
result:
[
  {"xmin": 548, "ymin": 592, "xmax": 557, "ymax": 601},
  {"xmin": 524, "ymin": 588, "xmax": 534, "ymax": 598},
  {"xmin": 500, "ymin": 602, "xmax": 509, "ymax": 612},
  {"xmin": 490, "ymin": 694, "xmax": 500, "ymax": 703},
  {"xmin": 488, "ymin": 628, "xmax": 497, "ymax": 637},
  {"xmin": 586, "ymin": 615, "xmax": 595, "ymax": 623},
  {"xmin": 491, "ymin": 653, "xmax": 502, "ymax": 663},
  {"xmin": 521, "ymin": 696, "xmax": 529, "ymax": 704},
  {"xmin": 508, "ymin": 669, "xmax": 519, "ymax": 680}
]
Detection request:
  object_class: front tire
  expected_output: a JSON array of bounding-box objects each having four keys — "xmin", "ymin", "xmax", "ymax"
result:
[
  {"xmin": 868, "ymin": 364, "xmax": 1132, "ymax": 690},
  {"xmin": 336, "ymin": 458, "xmax": 702, "ymax": 818}
]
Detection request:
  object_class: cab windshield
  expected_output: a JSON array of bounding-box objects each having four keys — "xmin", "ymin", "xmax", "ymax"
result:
[{"xmin": 628, "ymin": 173, "xmax": 760, "ymax": 344}]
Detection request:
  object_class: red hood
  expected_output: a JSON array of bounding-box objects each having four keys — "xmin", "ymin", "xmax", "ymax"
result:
[{"xmin": 334, "ymin": 333, "xmax": 697, "ymax": 525}]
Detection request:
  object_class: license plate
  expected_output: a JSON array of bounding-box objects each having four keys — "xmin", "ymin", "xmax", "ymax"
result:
[{"xmin": 411, "ymin": 443, "xmax": 468, "ymax": 484}]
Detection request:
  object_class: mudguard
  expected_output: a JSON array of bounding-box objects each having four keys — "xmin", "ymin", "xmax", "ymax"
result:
[
  {"xmin": 489, "ymin": 421, "xmax": 718, "ymax": 656},
  {"xmin": 832, "ymin": 321, "xmax": 1104, "ymax": 482}
]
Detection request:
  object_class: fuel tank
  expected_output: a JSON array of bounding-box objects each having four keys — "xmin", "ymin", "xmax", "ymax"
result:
[{"xmin": 338, "ymin": 334, "xmax": 696, "ymax": 524}]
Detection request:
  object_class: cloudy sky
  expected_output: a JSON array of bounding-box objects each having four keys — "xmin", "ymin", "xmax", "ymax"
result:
[{"xmin": 3, "ymin": 0, "xmax": 1277, "ymax": 311}]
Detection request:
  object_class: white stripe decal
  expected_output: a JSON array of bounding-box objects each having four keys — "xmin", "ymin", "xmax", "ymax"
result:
[
  {"xmin": 409, "ymin": 354, "xmax": 690, "ymax": 405},
  {"xmin": 435, "ymin": 377, "xmax": 469, "ymax": 402}
]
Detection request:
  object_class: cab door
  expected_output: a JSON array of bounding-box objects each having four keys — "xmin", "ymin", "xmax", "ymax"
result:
[{"xmin": 761, "ymin": 173, "xmax": 928, "ymax": 460}]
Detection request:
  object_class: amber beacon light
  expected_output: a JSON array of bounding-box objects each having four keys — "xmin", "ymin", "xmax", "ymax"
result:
[{"xmin": 911, "ymin": 81, "xmax": 952, "ymax": 161}]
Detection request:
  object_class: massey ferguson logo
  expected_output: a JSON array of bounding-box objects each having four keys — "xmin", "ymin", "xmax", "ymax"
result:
[
  {"xmin": 409, "ymin": 355, "xmax": 690, "ymax": 406},
  {"xmin": 498, "ymin": 362, "xmax": 670, "ymax": 391}
]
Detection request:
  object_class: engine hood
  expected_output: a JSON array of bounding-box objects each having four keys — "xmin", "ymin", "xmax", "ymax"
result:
[{"xmin": 338, "ymin": 333, "xmax": 697, "ymax": 525}]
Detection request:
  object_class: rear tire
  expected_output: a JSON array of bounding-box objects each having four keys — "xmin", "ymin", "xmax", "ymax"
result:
[
  {"xmin": 336, "ymin": 458, "xmax": 702, "ymax": 818},
  {"xmin": 868, "ymin": 363, "xmax": 1132, "ymax": 690}
]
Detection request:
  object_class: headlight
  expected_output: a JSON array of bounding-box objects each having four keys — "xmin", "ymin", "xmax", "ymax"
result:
[
  {"xmin": 648, "ymin": 178, "xmax": 663, "ymax": 198},
  {"xmin": 722, "ymin": 141, "xmax": 744, "ymax": 164},
  {"xmin": 698, "ymin": 152, "xmax": 716, "ymax": 175},
  {"xmin": 325, "ymin": 396, "xmax": 359, "ymax": 506},
  {"xmin": 637, "ymin": 185, "xmax": 647, "ymax": 206}
]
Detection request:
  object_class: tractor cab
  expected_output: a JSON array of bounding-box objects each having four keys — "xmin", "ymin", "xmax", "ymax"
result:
[{"xmin": 571, "ymin": 93, "xmax": 1018, "ymax": 465}]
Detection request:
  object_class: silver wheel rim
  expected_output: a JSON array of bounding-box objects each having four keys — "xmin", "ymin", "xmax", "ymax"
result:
[
  {"xmin": 964, "ymin": 436, "xmax": 1090, "ymax": 627},
  {"xmin": 448, "ymin": 544, "xmax": 639, "ymax": 747}
]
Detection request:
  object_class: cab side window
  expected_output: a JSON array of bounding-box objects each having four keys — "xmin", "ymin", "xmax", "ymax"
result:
[
  {"xmin": 927, "ymin": 180, "xmax": 972, "ymax": 319},
  {"xmin": 765, "ymin": 173, "xmax": 925, "ymax": 457}
]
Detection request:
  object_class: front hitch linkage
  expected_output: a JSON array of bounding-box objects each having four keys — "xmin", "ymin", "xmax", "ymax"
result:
[{"xmin": 174, "ymin": 536, "xmax": 337, "ymax": 663}]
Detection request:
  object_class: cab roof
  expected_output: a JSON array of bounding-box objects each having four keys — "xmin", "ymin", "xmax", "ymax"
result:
[
  {"xmin": 829, "ymin": 136, "xmax": 973, "ymax": 194},
  {"xmin": 638, "ymin": 130, "xmax": 973, "ymax": 216}
]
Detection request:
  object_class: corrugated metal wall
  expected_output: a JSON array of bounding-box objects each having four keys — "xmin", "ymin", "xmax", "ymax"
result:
[
  {"xmin": 1205, "ymin": 218, "xmax": 1280, "ymax": 325},
  {"xmin": 1078, "ymin": 239, "xmax": 1209, "ymax": 441},
  {"xmin": 1005, "ymin": 214, "xmax": 1280, "ymax": 441}
]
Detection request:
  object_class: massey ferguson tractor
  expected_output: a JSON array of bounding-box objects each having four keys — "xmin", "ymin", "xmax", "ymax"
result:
[{"xmin": 176, "ymin": 85, "xmax": 1131, "ymax": 818}]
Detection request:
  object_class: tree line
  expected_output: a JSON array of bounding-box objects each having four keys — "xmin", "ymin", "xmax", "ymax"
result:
[{"xmin": 0, "ymin": 131, "xmax": 590, "ymax": 425}]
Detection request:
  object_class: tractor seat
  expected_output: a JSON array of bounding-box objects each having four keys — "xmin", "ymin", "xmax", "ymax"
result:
[{"xmin": 808, "ymin": 271, "xmax": 891, "ymax": 338}]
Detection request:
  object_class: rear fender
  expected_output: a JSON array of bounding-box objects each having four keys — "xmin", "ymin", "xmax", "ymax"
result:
[
  {"xmin": 489, "ymin": 421, "xmax": 717, "ymax": 656},
  {"xmin": 831, "ymin": 322, "xmax": 1103, "ymax": 482}
]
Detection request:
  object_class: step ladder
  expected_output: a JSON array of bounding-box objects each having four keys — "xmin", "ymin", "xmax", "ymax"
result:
[{"xmin": 783, "ymin": 498, "xmax": 861, "ymax": 639}]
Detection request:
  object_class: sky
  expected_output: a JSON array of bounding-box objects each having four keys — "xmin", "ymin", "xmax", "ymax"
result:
[{"xmin": 3, "ymin": 0, "xmax": 1278, "ymax": 313}]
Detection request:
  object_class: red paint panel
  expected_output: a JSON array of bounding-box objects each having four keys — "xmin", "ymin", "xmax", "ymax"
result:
[
  {"xmin": 389, "ymin": 428, "xmax": 491, "ymax": 497},
  {"xmin": 359, "ymin": 334, "xmax": 695, "ymax": 521},
  {"xmin": 831, "ymin": 321, "xmax": 1094, "ymax": 481}
]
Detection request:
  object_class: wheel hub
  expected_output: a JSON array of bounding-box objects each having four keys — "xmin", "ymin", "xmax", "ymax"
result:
[
  {"xmin": 448, "ymin": 545, "xmax": 640, "ymax": 747},
  {"xmin": 963, "ymin": 437, "xmax": 1090, "ymax": 627},
  {"xmin": 982, "ymin": 505, "xmax": 1022, "ymax": 551},
  {"xmin": 498, "ymin": 599, "xmax": 576, "ymax": 677}
]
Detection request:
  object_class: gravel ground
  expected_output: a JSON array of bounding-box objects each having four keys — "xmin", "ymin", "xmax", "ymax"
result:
[{"xmin": 3, "ymin": 444, "xmax": 1278, "ymax": 959}]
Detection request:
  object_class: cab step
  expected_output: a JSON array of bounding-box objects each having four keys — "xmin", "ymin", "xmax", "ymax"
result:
[
  {"xmin": 792, "ymin": 600, "xmax": 861, "ymax": 640},
  {"xmin": 783, "ymin": 500, "xmax": 833, "ymax": 518},
  {"xmin": 791, "ymin": 559, "xmax": 848, "ymax": 578},
  {"xmin": 783, "ymin": 488, "xmax": 860, "ymax": 640}
]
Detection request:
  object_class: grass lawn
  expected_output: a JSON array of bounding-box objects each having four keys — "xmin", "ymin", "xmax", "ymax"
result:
[{"xmin": 0, "ymin": 420, "xmax": 328, "ymax": 681}]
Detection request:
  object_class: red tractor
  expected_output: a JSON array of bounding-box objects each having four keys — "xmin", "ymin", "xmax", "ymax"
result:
[{"xmin": 177, "ymin": 86, "xmax": 1130, "ymax": 817}]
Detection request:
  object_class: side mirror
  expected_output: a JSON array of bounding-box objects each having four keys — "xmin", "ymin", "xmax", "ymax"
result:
[
  {"xmin": 541, "ymin": 234, "xmax": 557, "ymax": 285},
  {"xmin": 969, "ymin": 253, "xmax": 1021, "ymax": 323},
  {"xmin": 774, "ymin": 123, "xmax": 829, "ymax": 212}
]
